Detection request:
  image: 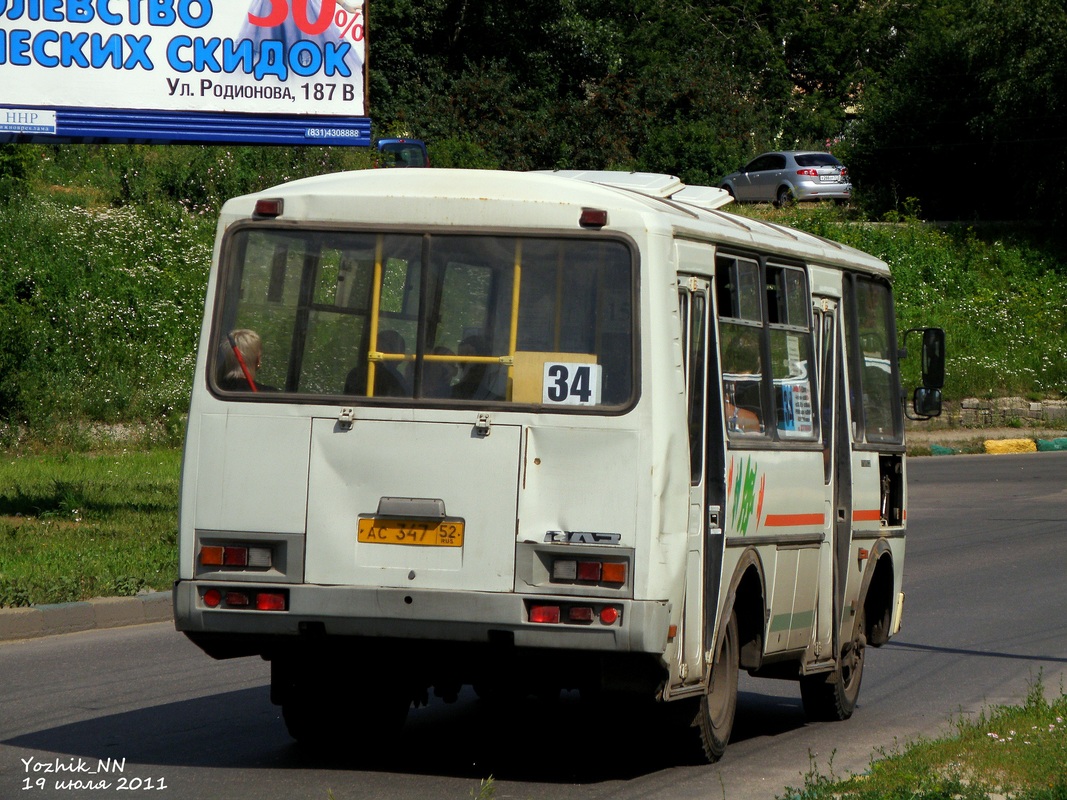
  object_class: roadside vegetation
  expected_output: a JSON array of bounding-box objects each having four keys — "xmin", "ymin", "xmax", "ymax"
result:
[
  {"xmin": 779, "ymin": 680, "xmax": 1067, "ymax": 800},
  {"xmin": 0, "ymin": 446, "xmax": 179, "ymax": 608}
]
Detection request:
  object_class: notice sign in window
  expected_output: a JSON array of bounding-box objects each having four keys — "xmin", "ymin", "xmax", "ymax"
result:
[{"xmin": 0, "ymin": 0, "xmax": 370, "ymax": 145}]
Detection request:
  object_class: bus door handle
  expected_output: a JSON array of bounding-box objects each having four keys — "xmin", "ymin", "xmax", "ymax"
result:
[{"xmin": 708, "ymin": 505, "xmax": 722, "ymax": 534}]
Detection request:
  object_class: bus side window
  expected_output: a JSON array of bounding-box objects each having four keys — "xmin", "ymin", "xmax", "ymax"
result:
[
  {"xmin": 717, "ymin": 256, "xmax": 765, "ymax": 436},
  {"xmin": 767, "ymin": 265, "xmax": 817, "ymax": 440}
]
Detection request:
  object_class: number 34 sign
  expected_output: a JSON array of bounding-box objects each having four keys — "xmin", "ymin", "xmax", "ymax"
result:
[{"xmin": 543, "ymin": 362, "xmax": 603, "ymax": 406}]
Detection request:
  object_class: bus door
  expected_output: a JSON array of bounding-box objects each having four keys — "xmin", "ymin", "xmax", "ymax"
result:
[
  {"xmin": 813, "ymin": 295, "xmax": 852, "ymax": 661},
  {"xmin": 677, "ymin": 274, "xmax": 726, "ymax": 688}
]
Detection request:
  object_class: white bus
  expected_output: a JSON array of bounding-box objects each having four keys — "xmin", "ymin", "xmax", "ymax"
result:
[{"xmin": 173, "ymin": 168, "xmax": 944, "ymax": 761}]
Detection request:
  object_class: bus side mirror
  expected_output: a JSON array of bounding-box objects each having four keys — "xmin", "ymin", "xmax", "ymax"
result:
[
  {"xmin": 920, "ymin": 328, "xmax": 945, "ymax": 389},
  {"xmin": 913, "ymin": 386, "xmax": 942, "ymax": 418},
  {"xmin": 903, "ymin": 327, "xmax": 945, "ymax": 420}
]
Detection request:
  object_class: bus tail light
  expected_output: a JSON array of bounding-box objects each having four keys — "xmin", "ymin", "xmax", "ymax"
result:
[
  {"xmin": 253, "ymin": 198, "xmax": 284, "ymax": 218},
  {"xmin": 199, "ymin": 544, "xmax": 272, "ymax": 569},
  {"xmin": 201, "ymin": 588, "xmax": 287, "ymax": 611},
  {"xmin": 579, "ymin": 207, "xmax": 608, "ymax": 228},
  {"xmin": 601, "ymin": 563, "xmax": 627, "ymax": 584},
  {"xmin": 528, "ymin": 602, "xmax": 622, "ymax": 627},
  {"xmin": 530, "ymin": 605, "xmax": 561, "ymax": 624},
  {"xmin": 551, "ymin": 558, "xmax": 627, "ymax": 587},
  {"xmin": 256, "ymin": 592, "xmax": 287, "ymax": 611},
  {"xmin": 576, "ymin": 561, "xmax": 601, "ymax": 582},
  {"xmin": 568, "ymin": 606, "xmax": 595, "ymax": 623}
]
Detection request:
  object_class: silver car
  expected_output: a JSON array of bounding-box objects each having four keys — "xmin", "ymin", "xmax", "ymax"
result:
[{"xmin": 720, "ymin": 151, "xmax": 851, "ymax": 206}]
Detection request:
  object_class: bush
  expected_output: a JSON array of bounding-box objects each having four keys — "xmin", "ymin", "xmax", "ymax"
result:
[{"xmin": 0, "ymin": 143, "xmax": 39, "ymax": 204}]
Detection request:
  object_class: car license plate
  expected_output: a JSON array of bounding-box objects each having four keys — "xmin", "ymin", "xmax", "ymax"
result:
[{"xmin": 357, "ymin": 518, "xmax": 464, "ymax": 547}]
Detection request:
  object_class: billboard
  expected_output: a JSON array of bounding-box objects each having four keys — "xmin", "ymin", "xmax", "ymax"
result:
[{"xmin": 0, "ymin": 0, "xmax": 370, "ymax": 145}]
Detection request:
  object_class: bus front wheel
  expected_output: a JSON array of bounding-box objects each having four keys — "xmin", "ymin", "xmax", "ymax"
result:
[{"xmin": 801, "ymin": 609, "xmax": 867, "ymax": 721}]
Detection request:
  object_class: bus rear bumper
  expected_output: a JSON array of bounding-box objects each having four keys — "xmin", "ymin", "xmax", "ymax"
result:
[{"xmin": 173, "ymin": 580, "xmax": 671, "ymax": 658}]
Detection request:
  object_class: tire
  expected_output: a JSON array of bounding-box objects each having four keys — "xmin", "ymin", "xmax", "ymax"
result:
[
  {"xmin": 775, "ymin": 186, "xmax": 795, "ymax": 208},
  {"xmin": 800, "ymin": 609, "xmax": 866, "ymax": 721},
  {"xmin": 683, "ymin": 611, "xmax": 739, "ymax": 762}
]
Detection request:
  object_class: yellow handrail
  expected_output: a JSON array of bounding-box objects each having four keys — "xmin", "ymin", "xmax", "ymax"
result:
[
  {"xmin": 365, "ymin": 235, "xmax": 384, "ymax": 396},
  {"xmin": 507, "ymin": 240, "xmax": 523, "ymax": 397}
]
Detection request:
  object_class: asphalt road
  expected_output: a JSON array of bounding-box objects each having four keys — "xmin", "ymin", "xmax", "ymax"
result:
[{"xmin": 2, "ymin": 452, "xmax": 1066, "ymax": 800}]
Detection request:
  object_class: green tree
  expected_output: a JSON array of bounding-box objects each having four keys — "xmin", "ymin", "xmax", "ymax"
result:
[{"xmin": 848, "ymin": 0, "xmax": 1067, "ymax": 222}]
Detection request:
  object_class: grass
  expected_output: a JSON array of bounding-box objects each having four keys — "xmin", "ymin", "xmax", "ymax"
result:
[
  {"xmin": 0, "ymin": 444, "xmax": 179, "ymax": 607},
  {"xmin": 779, "ymin": 680, "xmax": 1067, "ymax": 800}
]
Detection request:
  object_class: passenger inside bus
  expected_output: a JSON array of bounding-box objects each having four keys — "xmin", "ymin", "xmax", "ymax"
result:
[
  {"xmin": 721, "ymin": 327, "xmax": 764, "ymax": 434},
  {"xmin": 422, "ymin": 346, "xmax": 458, "ymax": 398},
  {"xmin": 218, "ymin": 328, "xmax": 265, "ymax": 392},
  {"xmin": 451, "ymin": 335, "xmax": 502, "ymax": 400},
  {"xmin": 343, "ymin": 329, "xmax": 411, "ymax": 397}
]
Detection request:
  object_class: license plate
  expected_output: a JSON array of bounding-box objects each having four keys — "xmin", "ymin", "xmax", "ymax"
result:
[{"xmin": 357, "ymin": 518, "xmax": 464, "ymax": 547}]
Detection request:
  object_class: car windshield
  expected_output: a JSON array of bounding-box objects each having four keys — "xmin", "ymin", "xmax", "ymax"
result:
[
  {"xmin": 794, "ymin": 153, "xmax": 842, "ymax": 168},
  {"xmin": 378, "ymin": 142, "xmax": 427, "ymax": 167}
]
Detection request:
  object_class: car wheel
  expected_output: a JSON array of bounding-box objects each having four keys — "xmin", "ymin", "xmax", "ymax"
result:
[
  {"xmin": 775, "ymin": 186, "xmax": 795, "ymax": 208},
  {"xmin": 721, "ymin": 185, "xmax": 735, "ymax": 199}
]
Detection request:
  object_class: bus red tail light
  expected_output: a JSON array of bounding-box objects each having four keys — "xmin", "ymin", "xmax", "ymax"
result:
[
  {"xmin": 530, "ymin": 605, "xmax": 561, "ymax": 624},
  {"xmin": 202, "ymin": 587, "xmax": 287, "ymax": 610},
  {"xmin": 256, "ymin": 592, "xmax": 287, "ymax": 611},
  {"xmin": 599, "ymin": 606, "xmax": 620, "ymax": 625},
  {"xmin": 576, "ymin": 561, "xmax": 601, "ymax": 582},
  {"xmin": 568, "ymin": 606, "xmax": 595, "ymax": 623}
]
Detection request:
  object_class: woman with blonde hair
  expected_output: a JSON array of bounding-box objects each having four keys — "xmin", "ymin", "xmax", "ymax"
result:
[{"xmin": 218, "ymin": 329, "xmax": 263, "ymax": 391}]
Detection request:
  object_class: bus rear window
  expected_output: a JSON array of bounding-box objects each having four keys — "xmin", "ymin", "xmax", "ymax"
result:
[{"xmin": 211, "ymin": 230, "xmax": 635, "ymax": 408}]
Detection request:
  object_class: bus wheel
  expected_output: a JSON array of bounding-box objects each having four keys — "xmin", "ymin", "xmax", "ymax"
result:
[
  {"xmin": 801, "ymin": 609, "xmax": 867, "ymax": 721},
  {"xmin": 693, "ymin": 611, "xmax": 739, "ymax": 762}
]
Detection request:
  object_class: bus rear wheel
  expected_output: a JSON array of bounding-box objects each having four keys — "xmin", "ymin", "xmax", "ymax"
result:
[
  {"xmin": 689, "ymin": 611, "xmax": 739, "ymax": 762},
  {"xmin": 801, "ymin": 610, "xmax": 866, "ymax": 721}
]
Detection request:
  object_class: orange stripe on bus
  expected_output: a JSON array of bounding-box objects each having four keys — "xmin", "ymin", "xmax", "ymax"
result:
[
  {"xmin": 853, "ymin": 509, "xmax": 882, "ymax": 522},
  {"xmin": 764, "ymin": 513, "xmax": 825, "ymax": 527}
]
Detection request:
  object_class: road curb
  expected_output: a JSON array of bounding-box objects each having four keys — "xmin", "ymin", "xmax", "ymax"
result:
[
  {"xmin": 927, "ymin": 435, "xmax": 1067, "ymax": 456},
  {"xmin": 0, "ymin": 591, "xmax": 172, "ymax": 642}
]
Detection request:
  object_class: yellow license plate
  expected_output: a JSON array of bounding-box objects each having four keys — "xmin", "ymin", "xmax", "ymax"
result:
[{"xmin": 357, "ymin": 518, "xmax": 465, "ymax": 547}]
